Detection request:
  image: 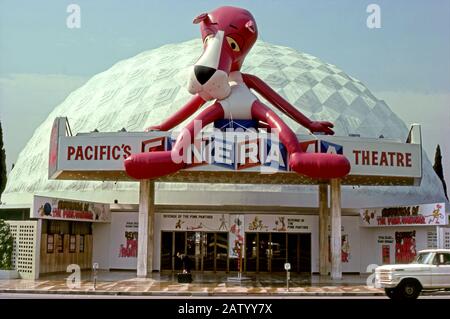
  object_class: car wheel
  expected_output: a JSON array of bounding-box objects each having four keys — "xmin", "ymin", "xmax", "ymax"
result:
[
  {"xmin": 398, "ymin": 279, "xmax": 422, "ymax": 300},
  {"xmin": 385, "ymin": 288, "xmax": 398, "ymax": 299}
]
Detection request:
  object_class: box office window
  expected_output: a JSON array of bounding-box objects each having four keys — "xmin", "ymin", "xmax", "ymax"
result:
[
  {"xmin": 47, "ymin": 220, "xmax": 70, "ymax": 234},
  {"xmin": 47, "ymin": 234, "xmax": 54, "ymax": 253},
  {"xmin": 69, "ymin": 235, "xmax": 77, "ymax": 253},
  {"xmin": 56, "ymin": 234, "xmax": 64, "ymax": 253},
  {"xmin": 71, "ymin": 222, "xmax": 92, "ymax": 235},
  {"xmin": 44, "ymin": 220, "xmax": 91, "ymax": 235},
  {"xmin": 79, "ymin": 235, "xmax": 85, "ymax": 253}
]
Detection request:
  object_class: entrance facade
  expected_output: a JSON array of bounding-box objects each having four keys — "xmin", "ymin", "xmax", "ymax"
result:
[
  {"xmin": 160, "ymin": 230, "xmax": 311, "ymax": 273},
  {"xmin": 156, "ymin": 213, "xmax": 318, "ymax": 273}
]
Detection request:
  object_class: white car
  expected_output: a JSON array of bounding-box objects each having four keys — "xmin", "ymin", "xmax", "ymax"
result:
[{"xmin": 375, "ymin": 249, "xmax": 450, "ymax": 299}]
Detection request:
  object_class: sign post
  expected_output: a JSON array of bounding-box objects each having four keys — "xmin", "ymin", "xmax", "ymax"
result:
[
  {"xmin": 238, "ymin": 247, "xmax": 242, "ymax": 280},
  {"xmin": 92, "ymin": 262, "xmax": 99, "ymax": 290},
  {"xmin": 285, "ymin": 262, "xmax": 291, "ymax": 292}
]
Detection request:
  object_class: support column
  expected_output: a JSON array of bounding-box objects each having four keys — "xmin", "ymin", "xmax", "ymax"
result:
[
  {"xmin": 319, "ymin": 184, "xmax": 329, "ymax": 276},
  {"xmin": 137, "ymin": 180, "xmax": 155, "ymax": 278},
  {"xmin": 330, "ymin": 178, "xmax": 342, "ymax": 280}
]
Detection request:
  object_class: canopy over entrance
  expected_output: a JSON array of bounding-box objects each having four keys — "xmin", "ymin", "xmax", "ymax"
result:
[{"xmin": 49, "ymin": 117, "xmax": 422, "ymax": 186}]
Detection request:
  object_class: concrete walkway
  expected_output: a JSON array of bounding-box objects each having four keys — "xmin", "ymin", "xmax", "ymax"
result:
[{"xmin": 0, "ymin": 271, "xmax": 386, "ymax": 296}]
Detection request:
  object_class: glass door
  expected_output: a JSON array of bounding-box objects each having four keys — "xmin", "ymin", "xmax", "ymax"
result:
[
  {"xmin": 271, "ymin": 233, "xmax": 287, "ymax": 272},
  {"xmin": 187, "ymin": 231, "xmax": 205, "ymax": 271},
  {"xmin": 299, "ymin": 233, "xmax": 311, "ymax": 273},
  {"xmin": 216, "ymin": 232, "xmax": 228, "ymax": 271},
  {"xmin": 160, "ymin": 232, "xmax": 173, "ymax": 270},
  {"xmin": 258, "ymin": 233, "xmax": 270, "ymax": 272},
  {"xmin": 174, "ymin": 232, "xmax": 186, "ymax": 271},
  {"xmin": 245, "ymin": 233, "xmax": 257, "ymax": 272},
  {"xmin": 287, "ymin": 233, "xmax": 300, "ymax": 273},
  {"xmin": 203, "ymin": 232, "xmax": 215, "ymax": 271}
]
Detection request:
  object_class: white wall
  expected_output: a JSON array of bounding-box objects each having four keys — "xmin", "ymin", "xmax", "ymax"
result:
[
  {"xmin": 359, "ymin": 226, "xmax": 437, "ymax": 273},
  {"xmin": 92, "ymin": 223, "xmax": 111, "ymax": 270},
  {"xmin": 93, "ymin": 211, "xmax": 140, "ymax": 270},
  {"xmin": 109, "ymin": 212, "xmax": 139, "ymax": 270},
  {"xmin": 341, "ymin": 216, "xmax": 361, "ymax": 273}
]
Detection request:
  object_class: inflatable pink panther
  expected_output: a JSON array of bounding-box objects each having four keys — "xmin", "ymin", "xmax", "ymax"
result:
[{"xmin": 124, "ymin": 6, "xmax": 351, "ymax": 180}]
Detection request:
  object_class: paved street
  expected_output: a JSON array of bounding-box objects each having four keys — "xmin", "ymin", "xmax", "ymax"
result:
[
  {"xmin": 0, "ymin": 271, "xmax": 381, "ymax": 296},
  {"xmin": 0, "ymin": 270, "xmax": 448, "ymax": 298},
  {"xmin": 1, "ymin": 292, "xmax": 450, "ymax": 299}
]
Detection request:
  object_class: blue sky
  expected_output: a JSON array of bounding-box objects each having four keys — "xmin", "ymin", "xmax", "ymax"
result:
[
  {"xmin": 1, "ymin": 0, "xmax": 449, "ymax": 92},
  {"xmin": 0, "ymin": 0, "xmax": 449, "ymax": 179}
]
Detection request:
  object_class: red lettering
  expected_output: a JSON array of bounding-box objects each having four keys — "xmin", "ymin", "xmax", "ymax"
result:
[
  {"xmin": 123, "ymin": 145, "xmax": 131, "ymax": 159},
  {"xmin": 67, "ymin": 146, "xmax": 75, "ymax": 160},
  {"xmin": 112, "ymin": 146, "xmax": 121, "ymax": 160},
  {"xmin": 94, "ymin": 145, "xmax": 98, "ymax": 160},
  {"xmin": 405, "ymin": 153, "xmax": 412, "ymax": 167},
  {"xmin": 372, "ymin": 151, "xmax": 378, "ymax": 166},
  {"xmin": 107, "ymin": 145, "xmax": 111, "ymax": 160},
  {"xmin": 388, "ymin": 152, "xmax": 395, "ymax": 166},
  {"xmin": 100, "ymin": 145, "xmax": 107, "ymax": 160},
  {"xmin": 388, "ymin": 217, "xmax": 401, "ymax": 225},
  {"xmin": 399, "ymin": 216, "xmax": 425, "ymax": 224},
  {"xmin": 362, "ymin": 150, "xmax": 370, "ymax": 165},
  {"xmin": 379, "ymin": 151, "xmax": 388, "ymax": 166},
  {"xmin": 397, "ymin": 152, "xmax": 404, "ymax": 167},
  {"xmin": 353, "ymin": 150, "xmax": 361, "ymax": 165},
  {"xmin": 75, "ymin": 146, "xmax": 84, "ymax": 160},
  {"xmin": 85, "ymin": 146, "xmax": 93, "ymax": 160}
]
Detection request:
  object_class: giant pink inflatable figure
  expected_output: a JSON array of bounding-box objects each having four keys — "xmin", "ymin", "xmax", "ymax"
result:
[{"xmin": 124, "ymin": 6, "xmax": 350, "ymax": 180}]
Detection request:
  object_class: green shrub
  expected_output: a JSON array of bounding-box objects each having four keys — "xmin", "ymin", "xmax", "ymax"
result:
[{"xmin": 0, "ymin": 220, "xmax": 14, "ymax": 270}]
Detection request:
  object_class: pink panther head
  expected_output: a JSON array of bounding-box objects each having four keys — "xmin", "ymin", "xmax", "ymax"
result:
[{"xmin": 187, "ymin": 6, "xmax": 258, "ymax": 101}]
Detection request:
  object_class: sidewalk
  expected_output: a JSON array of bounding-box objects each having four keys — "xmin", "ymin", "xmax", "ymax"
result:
[{"xmin": 0, "ymin": 271, "xmax": 386, "ymax": 296}]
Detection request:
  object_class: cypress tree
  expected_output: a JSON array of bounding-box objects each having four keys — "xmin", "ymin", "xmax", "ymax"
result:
[
  {"xmin": 433, "ymin": 144, "xmax": 448, "ymax": 201},
  {"xmin": 0, "ymin": 121, "xmax": 6, "ymax": 200}
]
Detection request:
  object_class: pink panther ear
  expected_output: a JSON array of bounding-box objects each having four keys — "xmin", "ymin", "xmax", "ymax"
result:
[
  {"xmin": 245, "ymin": 20, "xmax": 255, "ymax": 33},
  {"xmin": 193, "ymin": 13, "xmax": 210, "ymax": 24}
]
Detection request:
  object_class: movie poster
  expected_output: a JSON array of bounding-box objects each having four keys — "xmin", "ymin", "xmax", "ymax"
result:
[
  {"xmin": 159, "ymin": 213, "xmax": 225, "ymax": 231},
  {"xmin": 360, "ymin": 203, "xmax": 446, "ymax": 227},
  {"xmin": 395, "ymin": 231, "xmax": 416, "ymax": 263},
  {"xmin": 328, "ymin": 234, "xmax": 351, "ymax": 263},
  {"xmin": 341, "ymin": 234, "xmax": 351, "ymax": 263},
  {"xmin": 382, "ymin": 245, "xmax": 391, "ymax": 264},
  {"xmin": 110, "ymin": 212, "xmax": 138, "ymax": 269},
  {"xmin": 229, "ymin": 215, "xmax": 244, "ymax": 259},
  {"xmin": 32, "ymin": 195, "xmax": 111, "ymax": 222},
  {"xmin": 244, "ymin": 214, "xmax": 314, "ymax": 233}
]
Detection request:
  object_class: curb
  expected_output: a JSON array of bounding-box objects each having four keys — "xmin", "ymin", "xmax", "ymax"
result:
[{"xmin": 0, "ymin": 289, "xmax": 386, "ymax": 297}]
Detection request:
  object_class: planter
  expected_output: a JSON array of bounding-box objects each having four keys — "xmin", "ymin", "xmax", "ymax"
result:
[{"xmin": 0, "ymin": 269, "xmax": 20, "ymax": 279}]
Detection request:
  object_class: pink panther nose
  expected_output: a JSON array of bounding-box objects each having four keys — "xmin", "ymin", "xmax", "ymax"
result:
[{"xmin": 194, "ymin": 65, "xmax": 216, "ymax": 84}]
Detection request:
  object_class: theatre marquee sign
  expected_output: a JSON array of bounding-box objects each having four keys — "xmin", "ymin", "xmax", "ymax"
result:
[{"xmin": 48, "ymin": 117, "xmax": 422, "ymax": 185}]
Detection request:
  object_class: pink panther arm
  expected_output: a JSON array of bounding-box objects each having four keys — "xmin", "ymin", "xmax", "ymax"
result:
[
  {"xmin": 242, "ymin": 73, "xmax": 334, "ymax": 135},
  {"xmin": 146, "ymin": 94, "xmax": 206, "ymax": 131}
]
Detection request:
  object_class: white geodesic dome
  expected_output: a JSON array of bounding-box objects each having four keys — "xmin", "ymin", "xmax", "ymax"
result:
[{"xmin": 2, "ymin": 39, "xmax": 447, "ymax": 209}]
